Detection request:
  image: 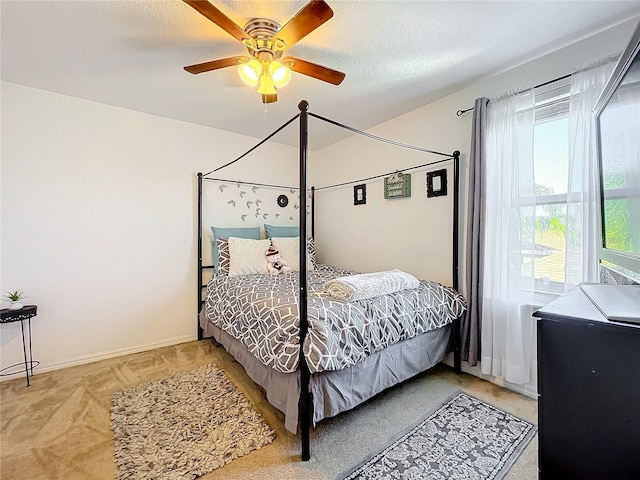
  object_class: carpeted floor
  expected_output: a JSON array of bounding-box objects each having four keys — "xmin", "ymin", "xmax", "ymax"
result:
[{"xmin": 0, "ymin": 340, "xmax": 538, "ymax": 480}]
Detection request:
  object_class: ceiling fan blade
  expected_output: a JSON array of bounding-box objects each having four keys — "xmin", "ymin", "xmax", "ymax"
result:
[
  {"xmin": 274, "ymin": 0, "xmax": 333, "ymax": 49},
  {"xmin": 184, "ymin": 56, "xmax": 246, "ymax": 74},
  {"xmin": 183, "ymin": 0, "xmax": 248, "ymax": 43},
  {"xmin": 284, "ymin": 57, "xmax": 345, "ymax": 85},
  {"xmin": 262, "ymin": 93, "xmax": 278, "ymax": 104}
]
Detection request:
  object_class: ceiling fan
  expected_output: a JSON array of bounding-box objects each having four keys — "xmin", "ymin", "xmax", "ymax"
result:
[{"xmin": 182, "ymin": 0, "xmax": 346, "ymax": 103}]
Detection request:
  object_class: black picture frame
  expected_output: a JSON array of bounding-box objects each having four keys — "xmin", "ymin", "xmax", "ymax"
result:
[
  {"xmin": 353, "ymin": 184, "xmax": 366, "ymax": 205},
  {"xmin": 427, "ymin": 169, "xmax": 447, "ymax": 197}
]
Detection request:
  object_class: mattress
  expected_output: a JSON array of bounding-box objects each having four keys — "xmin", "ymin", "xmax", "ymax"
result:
[{"xmin": 203, "ymin": 264, "xmax": 466, "ymax": 374}]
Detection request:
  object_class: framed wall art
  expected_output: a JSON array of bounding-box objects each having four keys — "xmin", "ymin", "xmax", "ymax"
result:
[
  {"xmin": 353, "ymin": 184, "xmax": 366, "ymax": 205},
  {"xmin": 427, "ymin": 169, "xmax": 447, "ymax": 197}
]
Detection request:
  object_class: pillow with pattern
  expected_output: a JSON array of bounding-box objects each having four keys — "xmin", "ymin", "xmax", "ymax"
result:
[
  {"xmin": 210, "ymin": 226, "xmax": 260, "ymax": 272},
  {"xmin": 216, "ymin": 238, "xmax": 231, "ymax": 276},
  {"xmin": 219, "ymin": 236, "xmax": 316, "ymax": 275},
  {"xmin": 228, "ymin": 237, "xmax": 271, "ymax": 277},
  {"xmin": 307, "ymin": 236, "xmax": 317, "ymax": 267},
  {"xmin": 271, "ymin": 236, "xmax": 315, "ymax": 272}
]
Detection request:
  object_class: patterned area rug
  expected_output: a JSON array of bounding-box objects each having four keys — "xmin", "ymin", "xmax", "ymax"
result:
[
  {"xmin": 111, "ymin": 363, "xmax": 275, "ymax": 480},
  {"xmin": 339, "ymin": 391, "xmax": 536, "ymax": 480}
]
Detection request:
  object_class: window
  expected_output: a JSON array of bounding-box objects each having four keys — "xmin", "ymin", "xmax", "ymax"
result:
[{"xmin": 519, "ymin": 79, "xmax": 571, "ymax": 296}]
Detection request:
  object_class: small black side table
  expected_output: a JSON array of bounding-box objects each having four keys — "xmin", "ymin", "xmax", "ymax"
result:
[{"xmin": 0, "ymin": 305, "xmax": 39, "ymax": 386}]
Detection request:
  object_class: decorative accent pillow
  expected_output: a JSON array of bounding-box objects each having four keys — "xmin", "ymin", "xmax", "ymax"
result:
[
  {"xmin": 307, "ymin": 236, "xmax": 317, "ymax": 267},
  {"xmin": 264, "ymin": 224, "xmax": 299, "ymax": 239},
  {"xmin": 271, "ymin": 236, "xmax": 315, "ymax": 272},
  {"xmin": 210, "ymin": 226, "xmax": 260, "ymax": 272},
  {"xmin": 216, "ymin": 238, "xmax": 231, "ymax": 276},
  {"xmin": 219, "ymin": 236, "xmax": 315, "ymax": 276},
  {"xmin": 228, "ymin": 237, "xmax": 271, "ymax": 277}
]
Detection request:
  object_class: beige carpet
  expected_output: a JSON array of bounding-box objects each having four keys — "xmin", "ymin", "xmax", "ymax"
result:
[{"xmin": 0, "ymin": 340, "xmax": 538, "ymax": 480}]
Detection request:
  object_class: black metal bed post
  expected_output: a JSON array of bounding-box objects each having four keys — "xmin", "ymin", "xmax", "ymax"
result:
[
  {"xmin": 452, "ymin": 151, "xmax": 462, "ymax": 373},
  {"xmin": 311, "ymin": 186, "xmax": 315, "ymax": 239},
  {"xmin": 197, "ymin": 172, "xmax": 204, "ymax": 341},
  {"xmin": 452, "ymin": 151, "xmax": 460, "ymax": 291},
  {"xmin": 297, "ymin": 100, "xmax": 312, "ymax": 461}
]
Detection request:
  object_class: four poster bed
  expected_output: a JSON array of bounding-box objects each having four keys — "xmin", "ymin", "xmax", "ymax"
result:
[{"xmin": 196, "ymin": 101, "xmax": 466, "ymax": 460}]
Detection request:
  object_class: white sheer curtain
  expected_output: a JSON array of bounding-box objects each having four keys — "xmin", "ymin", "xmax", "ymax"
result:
[
  {"xmin": 481, "ymin": 89, "xmax": 536, "ymax": 385},
  {"xmin": 565, "ymin": 57, "xmax": 618, "ymax": 288},
  {"xmin": 480, "ymin": 57, "xmax": 617, "ymax": 386}
]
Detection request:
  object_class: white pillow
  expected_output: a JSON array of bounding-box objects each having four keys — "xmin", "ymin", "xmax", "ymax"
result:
[
  {"xmin": 271, "ymin": 236, "xmax": 314, "ymax": 272},
  {"xmin": 228, "ymin": 237, "xmax": 271, "ymax": 276}
]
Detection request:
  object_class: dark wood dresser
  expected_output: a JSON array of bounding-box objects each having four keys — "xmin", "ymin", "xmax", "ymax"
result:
[{"xmin": 533, "ymin": 286, "xmax": 640, "ymax": 479}]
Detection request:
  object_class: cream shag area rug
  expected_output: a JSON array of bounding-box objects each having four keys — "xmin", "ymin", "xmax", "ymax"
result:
[{"xmin": 111, "ymin": 363, "xmax": 275, "ymax": 480}]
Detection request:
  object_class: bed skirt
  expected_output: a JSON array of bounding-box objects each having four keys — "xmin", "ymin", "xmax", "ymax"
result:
[{"xmin": 199, "ymin": 311, "xmax": 451, "ymax": 433}]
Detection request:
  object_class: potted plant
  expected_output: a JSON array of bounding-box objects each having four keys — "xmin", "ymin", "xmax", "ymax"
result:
[{"xmin": 4, "ymin": 290, "xmax": 27, "ymax": 310}]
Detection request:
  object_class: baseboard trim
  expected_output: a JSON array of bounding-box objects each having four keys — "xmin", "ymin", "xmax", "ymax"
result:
[
  {"xmin": 3, "ymin": 334, "xmax": 196, "ymax": 380},
  {"xmin": 442, "ymin": 353, "xmax": 538, "ymax": 400}
]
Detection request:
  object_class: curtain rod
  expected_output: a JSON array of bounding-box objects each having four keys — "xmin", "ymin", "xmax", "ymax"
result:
[{"xmin": 456, "ymin": 73, "xmax": 572, "ymax": 116}]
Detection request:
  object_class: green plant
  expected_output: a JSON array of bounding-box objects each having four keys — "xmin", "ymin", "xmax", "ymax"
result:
[{"xmin": 4, "ymin": 290, "xmax": 27, "ymax": 302}]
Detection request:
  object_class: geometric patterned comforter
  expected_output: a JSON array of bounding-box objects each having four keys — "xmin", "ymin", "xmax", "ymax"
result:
[{"xmin": 204, "ymin": 264, "xmax": 467, "ymax": 374}]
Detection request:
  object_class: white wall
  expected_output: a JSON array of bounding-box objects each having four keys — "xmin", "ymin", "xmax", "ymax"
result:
[
  {"xmin": 311, "ymin": 18, "xmax": 638, "ymax": 396},
  {"xmin": 311, "ymin": 17, "xmax": 638, "ymax": 288},
  {"xmin": 2, "ymin": 17, "xmax": 636, "ymax": 379},
  {"xmin": 0, "ymin": 82, "xmax": 298, "ymax": 373},
  {"xmin": 311, "ymin": 139, "xmax": 455, "ymax": 284}
]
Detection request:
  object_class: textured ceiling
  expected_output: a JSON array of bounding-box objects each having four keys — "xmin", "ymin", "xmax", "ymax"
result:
[{"xmin": 2, "ymin": 1, "xmax": 639, "ymax": 149}]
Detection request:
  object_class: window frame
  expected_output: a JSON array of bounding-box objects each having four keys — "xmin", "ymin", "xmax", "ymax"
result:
[{"xmin": 517, "ymin": 77, "xmax": 572, "ymax": 301}]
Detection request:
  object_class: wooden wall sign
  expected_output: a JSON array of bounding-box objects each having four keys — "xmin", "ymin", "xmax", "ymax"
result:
[{"xmin": 384, "ymin": 172, "xmax": 412, "ymax": 199}]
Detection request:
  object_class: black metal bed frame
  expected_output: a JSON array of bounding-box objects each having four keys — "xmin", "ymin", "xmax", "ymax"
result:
[{"xmin": 196, "ymin": 100, "xmax": 462, "ymax": 461}]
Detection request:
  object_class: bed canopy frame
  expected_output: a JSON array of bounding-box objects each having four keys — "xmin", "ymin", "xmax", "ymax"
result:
[{"xmin": 196, "ymin": 100, "xmax": 462, "ymax": 461}]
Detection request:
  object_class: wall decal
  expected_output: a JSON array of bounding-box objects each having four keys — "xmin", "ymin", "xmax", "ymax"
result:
[{"xmin": 206, "ymin": 181, "xmax": 301, "ymax": 225}]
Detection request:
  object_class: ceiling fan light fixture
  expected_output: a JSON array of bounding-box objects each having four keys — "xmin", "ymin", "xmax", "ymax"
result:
[
  {"xmin": 241, "ymin": 38, "xmax": 256, "ymax": 50},
  {"xmin": 272, "ymin": 38, "xmax": 287, "ymax": 51},
  {"xmin": 182, "ymin": 0, "xmax": 346, "ymax": 104},
  {"xmin": 257, "ymin": 72, "xmax": 277, "ymax": 95},
  {"xmin": 269, "ymin": 61, "xmax": 291, "ymax": 88},
  {"xmin": 238, "ymin": 59, "xmax": 261, "ymax": 86}
]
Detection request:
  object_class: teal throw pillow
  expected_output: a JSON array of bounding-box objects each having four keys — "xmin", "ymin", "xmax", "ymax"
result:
[{"xmin": 264, "ymin": 224, "xmax": 299, "ymax": 239}]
